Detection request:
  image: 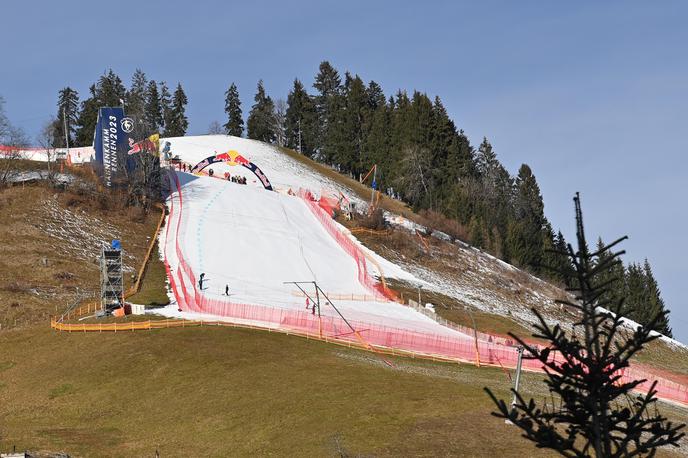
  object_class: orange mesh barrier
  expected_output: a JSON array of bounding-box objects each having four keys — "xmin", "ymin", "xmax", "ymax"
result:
[{"xmin": 147, "ymin": 171, "xmax": 688, "ymax": 408}]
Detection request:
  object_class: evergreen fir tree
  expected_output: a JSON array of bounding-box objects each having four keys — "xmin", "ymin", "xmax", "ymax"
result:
[
  {"xmin": 126, "ymin": 69, "xmax": 148, "ymax": 121},
  {"xmin": 223, "ymin": 82, "xmax": 243, "ymax": 136},
  {"xmin": 486, "ymin": 193, "xmax": 685, "ymax": 456},
  {"xmin": 547, "ymin": 230, "xmax": 574, "ymax": 285},
  {"xmin": 640, "ymin": 260, "xmax": 672, "ymax": 336},
  {"xmin": 312, "ymin": 61, "xmax": 342, "ymax": 160},
  {"xmin": 246, "ymin": 80, "xmax": 275, "ymax": 143},
  {"xmin": 285, "ymin": 79, "xmax": 317, "ymax": 156},
  {"xmin": 164, "ymin": 83, "xmax": 188, "ymax": 137},
  {"xmin": 97, "ymin": 69, "xmax": 126, "ymax": 108},
  {"xmin": 143, "ymin": 80, "xmax": 162, "ymax": 133},
  {"xmin": 75, "ymin": 85, "xmax": 98, "ymax": 146},
  {"xmin": 595, "ymin": 237, "xmax": 626, "ymax": 308},
  {"xmin": 468, "ymin": 215, "xmax": 485, "ymax": 249},
  {"xmin": 50, "ymin": 87, "xmax": 79, "ymax": 148},
  {"xmin": 366, "ymin": 80, "xmax": 386, "ymax": 110},
  {"xmin": 506, "ymin": 164, "xmax": 548, "ymax": 272},
  {"xmin": 474, "ymin": 137, "xmax": 513, "ymax": 259},
  {"xmin": 625, "ymin": 260, "xmax": 672, "ymax": 336},
  {"xmin": 361, "ymin": 100, "xmax": 390, "ymax": 180},
  {"xmin": 159, "ymin": 81, "xmax": 173, "ymax": 134},
  {"xmin": 334, "ymin": 73, "xmax": 367, "ymax": 173},
  {"xmin": 476, "ymin": 137, "xmax": 498, "ymax": 177},
  {"xmin": 73, "ymin": 70, "xmax": 126, "ymax": 146}
]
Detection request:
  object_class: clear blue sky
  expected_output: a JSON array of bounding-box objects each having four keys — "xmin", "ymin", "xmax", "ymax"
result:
[{"xmin": 2, "ymin": 1, "xmax": 686, "ymax": 342}]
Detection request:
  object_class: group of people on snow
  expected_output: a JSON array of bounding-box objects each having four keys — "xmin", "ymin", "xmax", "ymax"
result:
[
  {"xmin": 198, "ymin": 272, "xmax": 231, "ymax": 298},
  {"xmin": 227, "ymin": 174, "xmax": 247, "ymax": 185}
]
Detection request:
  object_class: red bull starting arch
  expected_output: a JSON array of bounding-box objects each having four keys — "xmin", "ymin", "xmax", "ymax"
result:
[{"xmin": 190, "ymin": 150, "xmax": 273, "ymax": 191}]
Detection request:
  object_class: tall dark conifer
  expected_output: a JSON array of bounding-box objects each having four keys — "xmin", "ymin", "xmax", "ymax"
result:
[
  {"xmin": 144, "ymin": 80, "xmax": 162, "ymax": 133},
  {"xmin": 164, "ymin": 83, "xmax": 188, "ymax": 137},
  {"xmin": 334, "ymin": 73, "xmax": 367, "ymax": 173},
  {"xmin": 98, "ymin": 69, "xmax": 126, "ymax": 108},
  {"xmin": 51, "ymin": 87, "xmax": 79, "ymax": 147},
  {"xmin": 246, "ymin": 80, "xmax": 275, "ymax": 143},
  {"xmin": 285, "ymin": 79, "xmax": 317, "ymax": 156},
  {"xmin": 126, "ymin": 69, "xmax": 148, "ymax": 121},
  {"xmin": 507, "ymin": 164, "xmax": 548, "ymax": 272},
  {"xmin": 75, "ymin": 84, "xmax": 99, "ymax": 146},
  {"xmin": 625, "ymin": 260, "xmax": 672, "ymax": 336},
  {"xmin": 224, "ymin": 83, "xmax": 243, "ymax": 136},
  {"xmin": 361, "ymin": 99, "xmax": 390, "ymax": 181},
  {"xmin": 313, "ymin": 61, "xmax": 342, "ymax": 161},
  {"xmin": 74, "ymin": 70, "xmax": 125, "ymax": 146},
  {"xmin": 159, "ymin": 81, "xmax": 173, "ymax": 134}
]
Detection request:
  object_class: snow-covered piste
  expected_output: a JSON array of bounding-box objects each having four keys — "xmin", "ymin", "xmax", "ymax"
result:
[{"xmin": 157, "ymin": 135, "xmax": 477, "ymax": 351}]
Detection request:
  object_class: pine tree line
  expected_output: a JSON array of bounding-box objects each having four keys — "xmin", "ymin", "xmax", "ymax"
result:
[
  {"xmin": 246, "ymin": 61, "xmax": 559, "ymax": 275},
  {"xmin": 238, "ymin": 60, "xmax": 673, "ymax": 335},
  {"xmin": 41, "ymin": 63, "xmax": 673, "ymax": 335},
  {"xmin": 595, "ymin": 238, "xmax": 672, "ymax": 336},
  {"xmin": 49, "ymin": 68, "xmax": 189, "ymax": 148}
]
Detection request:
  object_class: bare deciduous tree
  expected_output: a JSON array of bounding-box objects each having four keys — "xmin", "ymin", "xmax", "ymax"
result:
[
  {"xmin": 207, "ymin": 120, "xmax": 224, "ymax": 135},
  {"xmin": 37, "ymin": 120, "xmax": 59, "ymax": 185},
  {"xmin": 273, "ymin": 98, "xmax": 287, "ymax": 147},
  {"xmin": 395, "ymin": 145, "xmax": 432, "ymax": 208},
  {"xmin": 0, "ymin": 96, "xmax": 28, "ymax": 187}
]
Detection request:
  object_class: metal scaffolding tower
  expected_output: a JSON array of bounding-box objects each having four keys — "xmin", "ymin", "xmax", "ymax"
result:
[{"xmin": 100, "ymin": 241, "xmax": 123, "ymax": 312}]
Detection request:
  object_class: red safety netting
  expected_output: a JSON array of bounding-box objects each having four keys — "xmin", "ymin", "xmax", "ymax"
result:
[
  {"xmin": 162, "ymin": 171, "xmax": 688, "ymax": 407},
  {"xmin": 297, "ymin": 188, "xmax": 396, "ymax": 301},
  {"xmin": 317, "ymin": 189, "xmax": 340, "ymax": 217}
]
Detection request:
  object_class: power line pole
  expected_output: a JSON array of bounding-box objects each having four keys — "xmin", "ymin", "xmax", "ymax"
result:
[
  {"xmin": 297, "ymin": 118, "xmax": 302, "ymax": 154},
  {"xmin": 508, "ymin": 346, "xmax": 525, "ymax": 422},
  {"xmin": 63, "ymin": 108, "xmax": 70, "ymax": 154},
  {"xmin": 370, "ymin": 164, "xmax": 377, "ymax": 208}
]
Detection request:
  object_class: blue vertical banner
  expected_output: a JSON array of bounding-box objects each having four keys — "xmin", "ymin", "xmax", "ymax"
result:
[{"xmin": 93, "ymin": 107, "xmax": 133, "ymax": 187}]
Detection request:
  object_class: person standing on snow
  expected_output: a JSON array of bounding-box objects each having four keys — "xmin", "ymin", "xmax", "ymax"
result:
[
  {"xmin": 199, "ymin": 273, "xmax": 205, "ymax": 290},
  {"xmin": 225, "ymin": 284, "xmax": 229, "ymax": 296}
]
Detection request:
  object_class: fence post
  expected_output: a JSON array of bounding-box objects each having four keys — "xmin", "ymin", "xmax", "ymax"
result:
[{"xmin": 508, "ymin": 346, "xmax": 525, "ymax": 422}]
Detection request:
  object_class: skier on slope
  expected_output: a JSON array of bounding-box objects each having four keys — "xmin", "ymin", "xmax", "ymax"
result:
[
  {"xmin": 199, "ymin": 273, "xmax": 205, "ymax": 290},
  {"xmin": 225, "ymin": 284, "xmax": 229, "ymax": 296}
]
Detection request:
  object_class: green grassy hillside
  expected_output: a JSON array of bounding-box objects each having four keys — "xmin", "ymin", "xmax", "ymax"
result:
[
  {"xmin": 0, "ymin": 325, "xmax": 557, "ymax": 457},
  {"xmin": 0, "ymin": 158, "xmax": 685, "ymax": 457}
]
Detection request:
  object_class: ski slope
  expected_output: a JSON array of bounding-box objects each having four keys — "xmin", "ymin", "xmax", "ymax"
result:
[
  {"xmin": 161, "ymin": 135, "xmax": 368, "ymax": 205},
  {"xmin": 157, "ymin": 135, "xmax": 473, "ymax": 342}
]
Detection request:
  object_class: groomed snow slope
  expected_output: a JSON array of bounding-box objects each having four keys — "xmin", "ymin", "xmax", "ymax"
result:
[
  {"xmin": 158, "ymin": 135, "xmax": 471, "ymax": 340},
  {"xmin": 161, "ymin": 135, "xmax": 368, "ymax": 205}
]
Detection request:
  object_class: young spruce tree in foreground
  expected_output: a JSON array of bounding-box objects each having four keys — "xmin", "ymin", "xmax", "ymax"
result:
[{"xmin": 485, "ymin": 193, "xmax": 684, "ymax": 457}]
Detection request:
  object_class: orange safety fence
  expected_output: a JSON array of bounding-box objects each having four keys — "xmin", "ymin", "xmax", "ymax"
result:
[
  {"xmin": 416, "ymin": 230, "xmax": 430, "ymax": 252},
  {"xmin": 54, "ymin": 169, "xmax": 688, "ymax": 409},
  {"xmin": 52, "ymin": 197, "xmax": 167, "ymax": 325},
  {"xmin": 349, "ymin": 228, "xmax": 391, "ymax": 236}
]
